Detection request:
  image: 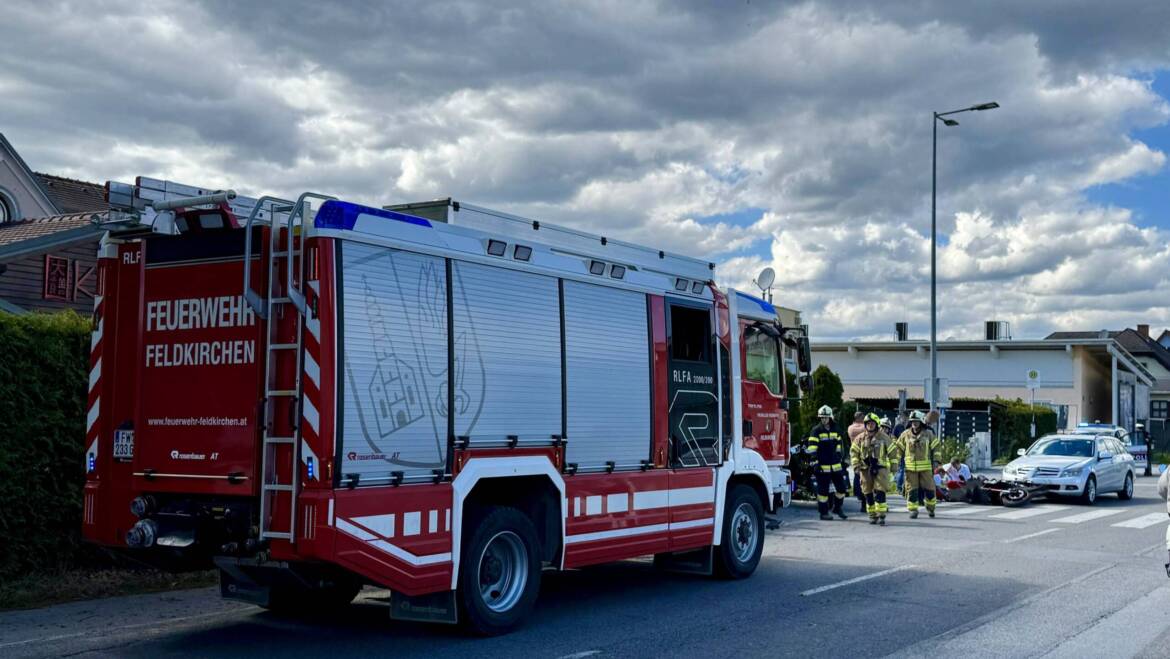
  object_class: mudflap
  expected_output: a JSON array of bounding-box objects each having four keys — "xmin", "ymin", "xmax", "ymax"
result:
[
  {"xmin": 217, "ymin": 560, "xmax": 272, "ymax": 607},
  {"xmin": 653, "ymin": 546, "xmax": 714, "ymax": 576},
  {"xmin": 390, "ymin": 590, "xmax": 458, "ymax": 625}
]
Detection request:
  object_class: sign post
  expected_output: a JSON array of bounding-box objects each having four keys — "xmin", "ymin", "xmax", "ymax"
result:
[{"xmin": 1026, "ymin": 369, "xmax": 1041, "ymax": 438}]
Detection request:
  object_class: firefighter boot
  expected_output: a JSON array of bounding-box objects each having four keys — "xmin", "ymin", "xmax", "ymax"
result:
[
  {"xmin": 878, "ymin": 515, "xmax": 886, "ymax": 526},
  {"xmin": 910, "ymin": 510, "xmax": 919, "ymax": 519},
  {"xmin": 833, "ymin": 495, "xmax": 848, "ymax": 520},
  {"xmin": 818, "ymin": 496, "xmax": 832, "ymax": 521}
]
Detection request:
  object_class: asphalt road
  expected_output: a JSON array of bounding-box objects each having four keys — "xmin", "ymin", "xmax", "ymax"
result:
[{"xmin": 5, "ymin": 476, "xmax": 1170, "ymax": 659}]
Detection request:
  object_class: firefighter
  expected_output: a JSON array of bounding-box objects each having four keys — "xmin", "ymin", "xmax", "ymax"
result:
[
  {"xmin": 893, "ymin": 410, "xmax": 941, "ymax": 519},
  {"xmin": 849, "ymin": 413, "xmax": 892, "ymax": 525},
  {"xmin": 806, "ymin": 405, "xmax": 849, "ymax": 520}
]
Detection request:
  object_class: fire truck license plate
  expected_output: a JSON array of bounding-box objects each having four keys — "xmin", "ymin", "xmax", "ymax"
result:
[{"xmin": 113, "ymin": 429, "xmax": 135, "ymax": 460}]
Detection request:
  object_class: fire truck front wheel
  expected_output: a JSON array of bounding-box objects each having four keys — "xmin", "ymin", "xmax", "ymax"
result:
[
  {"xmin": 715, "ymin": 484, "xmax": 765, "ymax": 579},
  {"xmin": 458, "ymin": 506, "xmax": 542, "ymax": 635}
]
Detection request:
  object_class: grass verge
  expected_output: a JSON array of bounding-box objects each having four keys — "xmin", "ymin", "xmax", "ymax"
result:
[{"xmin": 0, "ymin": 568, "xmax": 217, "ymax": 611}]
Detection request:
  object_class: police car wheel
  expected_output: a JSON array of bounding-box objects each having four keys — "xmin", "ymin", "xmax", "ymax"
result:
[
  {"xmin": 1118, "ymin": 472, "xmax": 1134, "ymax": 501},
  {"xmin": 715, "ymin": 485, "xmax": 764, "ymax": 579},
  {"xmin": 458, "ymin": 506, "xmax": 542, "ymax": 636}
]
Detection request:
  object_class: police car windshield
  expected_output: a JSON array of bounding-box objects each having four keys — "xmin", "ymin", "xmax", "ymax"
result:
[{"xmin": 1028, "ymin": 438, "xmax": 1094, "ymax": 458}]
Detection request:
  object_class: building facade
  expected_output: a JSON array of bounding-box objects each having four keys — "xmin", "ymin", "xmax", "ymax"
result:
[
  {"xmin": 0, "ymin": 132, "xmax": 109, "ymax": 314},
  {"xmin": 813, "ymin": 337, "xmax": 1155, "ymax": 434}
]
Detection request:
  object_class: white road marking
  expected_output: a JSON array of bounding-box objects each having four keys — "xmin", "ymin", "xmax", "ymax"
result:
[
  {"xmin": 1050, "ymin": 509, "xmax": 1125, "ymax": 524},
  {"xmin": 988, "ymin": 505, "xmax": 1070, "ymax": 520},
  {"xmin": 1002, "ymin": 528, "xmax": 1062, "ymax": 543},
  {"xmin": 800, "ymin": 564, "xmax": 918, "ymax": 596},
  {"xmin": 556, "ymin": 651, "xmax": 601, "ymax": 659},
  {"xmin": 934, "ymin": 505, "xmax": 986, "ymax": 516},
  {"xmin": 1112, "ymin": 512, "xmax": 1167, "ymax": 529}
]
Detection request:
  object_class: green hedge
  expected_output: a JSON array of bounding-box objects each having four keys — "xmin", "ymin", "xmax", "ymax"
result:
[
  {"xmin": 992, "ymin": 397, "xmax": 1058, "ymax": 461},
  {"xmin": 0, "ymin": 311, "xmax": 92, "ymax": 579}
]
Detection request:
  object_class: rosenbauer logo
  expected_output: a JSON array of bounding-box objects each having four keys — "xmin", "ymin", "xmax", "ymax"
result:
[
  {"xmin": 347, "ymin": 451, "xmax": 389, "ymax": 461},
  {"xmin": 170, "ymin": 450, "xmax": 208, "ymax": 460}
]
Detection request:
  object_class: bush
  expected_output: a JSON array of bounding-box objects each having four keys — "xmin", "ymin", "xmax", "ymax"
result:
[
  {"xmin": 991, "ymin": 397, "xmax": 1058, "ymax": 461},
  {"xmin": 938, "ymin": 437, "xmax": 971, "ymax": 465},
  {"xmin": 0, "ymin": 311, "xmax": 92, "ymax": 580}
]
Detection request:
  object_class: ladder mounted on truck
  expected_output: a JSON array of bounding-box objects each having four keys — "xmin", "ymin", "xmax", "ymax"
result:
[{"xmin": 104, "ymin": 177, "xmax": 333, "ymax": 544}]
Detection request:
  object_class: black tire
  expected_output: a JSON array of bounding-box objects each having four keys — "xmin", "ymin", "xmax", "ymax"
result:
[
  {"xmin": 714, "ymin": 485, "xmax": 765, "ymax": 579},
  {"xmin": 1080, "ymin": 475, "xmax": 1098, "ymax": 505},
  {"xmin": 457, "ymin": 506, "xmax": 542, "ymax": 636},
  {"xmin": 1118, "ymin": 472, "xmax": 1134, "ymax": 500},
  {"xmin": 1000, "ymin": 486, "xmax": 1031, "ymax": 507}
]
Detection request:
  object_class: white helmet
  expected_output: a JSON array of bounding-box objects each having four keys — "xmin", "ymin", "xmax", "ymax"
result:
[
  {"xmin": 910, "ymin": 410, "xmax": 927, "ymax": 424},
  {"xmin": 817, "ymin": 405, "xmax": 834, "ymax": 418}
]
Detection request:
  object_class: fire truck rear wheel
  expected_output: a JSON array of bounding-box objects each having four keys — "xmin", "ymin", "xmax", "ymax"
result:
[
  {"xmin": 458, "ymin": 506, "xmax": 542, "ymax": 635},
  {"xmin": 714, "ymin": 484, "xmax": 764, "ymax": 579}
]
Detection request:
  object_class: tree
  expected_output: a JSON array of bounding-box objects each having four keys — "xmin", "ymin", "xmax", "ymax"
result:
[{"xmin": 796, "ymin": 365, "xmax": 845, "ymax": 441}]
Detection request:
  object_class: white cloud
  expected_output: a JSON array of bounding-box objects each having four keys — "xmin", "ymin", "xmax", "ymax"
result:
[{"xmin": 1, "ymin": 0, "xmax": 1169, "ymax": 340}]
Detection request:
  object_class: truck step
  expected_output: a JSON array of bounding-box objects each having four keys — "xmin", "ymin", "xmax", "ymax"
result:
[
  {"xmin": 263, "ymin": 484, "xmax": 294, "ymax": 492},
  {"xmin": 266, "ymin": 389, "xmax": 297, "ymax": 397},
  {"xmin": 268, "ymin": 343, "xmax": 297, "ymax": 350},
  {"xmin": 264, "ymin": 437, "xmax": 295, "ymax": 445},
  {"xmin": 261, "ymin": 531, "xmax": 293, "ymax": 540}
]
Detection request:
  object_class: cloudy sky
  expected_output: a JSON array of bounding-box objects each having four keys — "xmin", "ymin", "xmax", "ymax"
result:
[{"xmin": 3, "ymin": 0, "xmax": 1169, "ymax": 340}]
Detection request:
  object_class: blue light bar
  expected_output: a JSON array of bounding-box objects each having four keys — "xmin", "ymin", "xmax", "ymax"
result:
[
  {"xmin": 736, "ymin": 290, "xmax": 776, "ymax": 316},
  {"xmin": 87, "ymin": 453, "xmax": 96, "ymax": 473},
  {"xmin": 314, "ymin": 200, "xmax": 432, "ymax": 231},
  {"xmin": 307, "ymin": 456, "xmax": 315, "ymax": 480}
]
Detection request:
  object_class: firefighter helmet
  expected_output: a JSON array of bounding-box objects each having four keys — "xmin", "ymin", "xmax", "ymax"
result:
[
  {"xmin": 909, "ymin": 410, "xmax": 927, "ymax": 423},
  {"xmin": 864, "ymin": 412, "xmax": 881, "ymax": 429},
  {"xmin": 817, "ymin": 405, "xmax": 834, "ymax": 418},
  {"xmin": 879, "ymin": 416, "xmax": 892, "ymax": 429}
]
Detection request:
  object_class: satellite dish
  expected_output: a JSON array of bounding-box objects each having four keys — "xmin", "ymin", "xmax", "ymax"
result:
[{"xmin": 756, "ymin": 267, "xmax": 775, "ymax": 291}]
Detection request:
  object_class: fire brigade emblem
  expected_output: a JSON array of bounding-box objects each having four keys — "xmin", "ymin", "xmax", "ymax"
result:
[{"xmin": 346, "ymin": 250, "xmax": 484, "ymax": 471}]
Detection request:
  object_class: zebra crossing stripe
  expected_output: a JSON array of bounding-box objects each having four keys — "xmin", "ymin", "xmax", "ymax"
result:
[
  {"xmin": 935, "ymin": 505, "xmax": 986, "ymax": 516},
  {"xmin": 988, "ymin": 505, "xmax": 1071, "ymax": 520},
  {"xmin": 1112, "ymin": 512, "xmax": 1168, "ymax": 529},
  {"xmin": 1050, "ymin": 508, "xmax": 1125, "ymax": 524}
]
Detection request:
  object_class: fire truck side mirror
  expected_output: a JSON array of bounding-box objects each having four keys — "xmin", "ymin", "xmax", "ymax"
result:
[
  {"xmin": 796, "ymin": 336, "xmax": 812, "ymax": 373},
  {"xmin": 798, "ymin": 374, "xmax": 813, "ymax": 394}
]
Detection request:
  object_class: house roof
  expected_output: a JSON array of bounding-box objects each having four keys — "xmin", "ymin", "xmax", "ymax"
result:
[
  {"xmin": 33, "ymin": 173, "xmax": 108, "ymax": 214},
  {"xmin": 0, "ymin": 210, "xmax": 108, "ymax": 263},
  {"xmin": 1046, "ymin": 328, "xmax": 1170, "ymax": 373}
]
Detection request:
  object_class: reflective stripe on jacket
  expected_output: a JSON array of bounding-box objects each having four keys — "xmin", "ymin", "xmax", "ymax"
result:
[
  {"xmin": 894, "ymin": 429, "xmax": 939, "ymax": 472},
  {"xmin": 806, "ymin": 422, "xmax": 847, "ymax": 472},
  {"xmin": 850, "ymin": 431, "xmax": 892, "ymax": 470}
]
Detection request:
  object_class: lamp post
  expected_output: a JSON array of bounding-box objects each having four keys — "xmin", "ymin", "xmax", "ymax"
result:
[{"xmin": 931, "ymin": 101, "xmax": 999, "ymax": 413}]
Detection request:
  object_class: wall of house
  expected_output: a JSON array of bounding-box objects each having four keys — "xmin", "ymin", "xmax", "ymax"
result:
[
  {"xmin": 1075, "ymin": 346, "xmax": 1112, "ymax": 425},
  {"xmin": 0, "ymin": 240, "xmax": 102, "ymax": 313},
  {"xmin": 0, "ymin": 149, "xmax": 56, "ymax": 221},
  {"xmin": 813, "ymin": 346, "xmax": 1076, "ymax": 389}
]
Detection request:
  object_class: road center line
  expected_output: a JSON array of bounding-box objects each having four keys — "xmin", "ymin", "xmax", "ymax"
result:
[
  {"xmin": 1002, "ymin": 528, "xmax": 1062, "ymax": 543},
  {"xmin": 801, "ymin": 564, "xmax": 918, "ymax": 596}
]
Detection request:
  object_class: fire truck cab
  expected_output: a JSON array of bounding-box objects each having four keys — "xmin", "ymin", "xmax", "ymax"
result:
[{"xmin": 81, "ymin": 179, "xmax": 811, "ymax": 634}]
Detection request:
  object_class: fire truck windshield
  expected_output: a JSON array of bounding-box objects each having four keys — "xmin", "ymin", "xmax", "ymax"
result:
[{"xmin": 745, "ymin": 328, "xmax": 781, "ymax": 395}]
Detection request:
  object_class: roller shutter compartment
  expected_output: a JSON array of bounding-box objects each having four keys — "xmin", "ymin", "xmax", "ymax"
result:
[
  {"xmin": 563, "ymin": 281, "xmax": 650, "ymax": 469},
  {"xmin": 340, "ymin": 244, "xmax": 449, "ymax": 482},
  {"xmin": 451, "ymin": 261, "xmax": 561, "ymax": 442}
]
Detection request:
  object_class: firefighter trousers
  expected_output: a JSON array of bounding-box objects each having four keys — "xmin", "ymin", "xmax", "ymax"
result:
[
  {"xmin": 905, "ymin": 469, "xmax": 936, "ymax": 512},
  {"xmin": 859, "ymin": 468, "xmax": 889, "ymax": 518},
  {"xmin": 815, "ymin": 471, "xmax": 848, "ymax": 515}
]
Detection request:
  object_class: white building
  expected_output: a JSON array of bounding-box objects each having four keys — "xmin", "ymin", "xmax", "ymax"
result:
[{"xmin": 813, "ymin": 336, "xmax": 1154, "ymax": 433}]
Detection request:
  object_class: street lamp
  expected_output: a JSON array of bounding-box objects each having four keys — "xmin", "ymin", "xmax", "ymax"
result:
[{"xmin": 930, "ymin": 101, "xmax": 999, "ymax": 413}]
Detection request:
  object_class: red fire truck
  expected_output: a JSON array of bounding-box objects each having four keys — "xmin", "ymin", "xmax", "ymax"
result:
[{"xmin": 82, "ymin": 178, "xmax": 811, "ymax": 634}]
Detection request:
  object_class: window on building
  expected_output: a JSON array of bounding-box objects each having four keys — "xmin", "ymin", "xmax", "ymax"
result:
[{"xmin": 1153, "ymin": 400, "xmax": 1169, "ymax": 420}]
